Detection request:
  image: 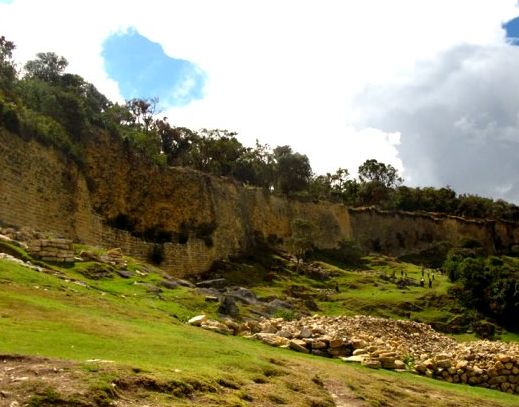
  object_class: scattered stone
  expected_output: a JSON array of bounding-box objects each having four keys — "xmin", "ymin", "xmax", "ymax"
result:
[
  {"xmin": 196, "ymin": 278, "xmax": 227, "ymax": 288},
  {"xmin": 289, "ymin": 339, "xmax": 310, "ymax": 354},
  {"xmin": 188, "ymin": 315, "xmax": 207, "ymax": 326},
  {"xmin": 255, "ymin": 333, "xmax": 290, "ymax": 347},
  {"xmin": 200, "ymin": 320, "xmax": 233, "ymax": 335},
  {"xmin": 117, "ymin": 270, "xmax": 134, "ymax": 279},
  {"xmin": 175, "ymin": 279, "xmax": 196, "ymax": 288},
  {"xmin": 218, "ymin": 296, "xmax": 239, "ymax": 317},
  {"xmin": 226, "ymin": 286, "xmax": 257, "ymax": 304},
  {"xmin": 205, "ymin": 295, "xmax": 219, "ymax": 302},
  {"xmin": 341, "ymin": 355, "xmax": 365, "ymax": 363},
  {"xmin": 362, "ymin": 359, "xmax": 381, "ymax": 369}
]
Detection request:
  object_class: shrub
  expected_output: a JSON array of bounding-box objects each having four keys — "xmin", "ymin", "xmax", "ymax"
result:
[{"xmin": 0, "ymin": 94, "xmax": 20, "ymax": 133}]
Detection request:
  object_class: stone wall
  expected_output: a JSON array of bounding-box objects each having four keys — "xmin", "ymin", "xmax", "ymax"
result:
[
  {"xmin": 27, "ymin": 238, "xmax": 75, "ymax": 263},
  {"xmin": 1, "ymin": 128, "xmax": 518, "ymax": 276}
]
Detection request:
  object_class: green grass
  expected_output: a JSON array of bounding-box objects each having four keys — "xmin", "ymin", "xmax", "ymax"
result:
[{"xmin": 1, "ymin": 248, "xmax": 518, "ymax": 405}]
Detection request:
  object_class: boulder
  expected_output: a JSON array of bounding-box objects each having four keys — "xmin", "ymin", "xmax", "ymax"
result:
[
  {"xmin": 362, "ymin": 359, "xmax": 381, "ymax": 369},
  {"xmin": 255, "ymin": 333, "xmax": 289, "ymax": 347},
  {"xmin": 188, "ymin": 315, "xmax": 207, "ymax": 327},
  {"xmin": 290, "ymin": 339, "xmax": 310, "ymax": 354},
  {"xmin": 218, "ymin": 296, "xmax": 239, "ymax": 317},
  {"xmin": 201, "ymin": 320, "xmax": 233, "ymax": 335}
]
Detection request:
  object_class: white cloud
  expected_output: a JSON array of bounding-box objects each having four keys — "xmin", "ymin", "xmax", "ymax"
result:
[
  {"xmin": 1, "ymin": 0, "xmax": 518, "ymax": 196},
  {"xmin": 356, "ymin": 44, "xmax": 519, "ymax": 202}
]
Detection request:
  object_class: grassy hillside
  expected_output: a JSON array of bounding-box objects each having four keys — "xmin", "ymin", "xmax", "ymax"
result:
[{"xmin": 0, "ymin": 242, "xmax": 518, "ymax": 406}]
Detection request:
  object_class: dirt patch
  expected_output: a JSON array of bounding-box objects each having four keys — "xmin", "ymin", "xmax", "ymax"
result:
[
  {"xmin": 323, "ymin": 378, "xmax": 368, "ymax": 407},
  {"xmin": 0, "ymin": 354, "xmax": 92, "ymax": 406}
]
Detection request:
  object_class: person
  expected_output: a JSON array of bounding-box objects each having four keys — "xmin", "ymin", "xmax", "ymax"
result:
[
  {"xmin": 420, "ymin": 277, "xmax": 424, "ymax": 287},
  {"xmin": 432, "ymin": 272, "xmax": 435, "ymax": 281},
  {"xmin": 400, "ymin": 270, "xmax": 404, "ymax": 277},
  {"xmin": 335, "ymin": 282, "xmax": 340, "ymax": 293},
  {"xmin": 428, "ymin": 278, "xmax": 432, "ymax": 288}
]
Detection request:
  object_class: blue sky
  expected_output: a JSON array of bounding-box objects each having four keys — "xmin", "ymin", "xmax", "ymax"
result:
[
  {"xmin": 0, "ymin": 0, "xmax": 13, "ymax": 4},
  {"xmin": 504, "ymin": 16, "xmax": 519, "ymax": 44},
  {"xmin": 102, "ymin": 28, "xmax": 205, "ymax": 108}
]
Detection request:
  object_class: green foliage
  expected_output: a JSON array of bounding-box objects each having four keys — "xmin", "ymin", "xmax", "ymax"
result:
[
  {"xmin": 355, "ymin": 159, "xmax": 403, "ymax": 206},
  {"xmin": 273, "ymin": 145, "xmax": 312, "ymax": 194},
  {"xmin": 19, "ymin": 108, "xmax": 82, "ymax": 162},
  {"xmin": 287, "ymin": 218, "xmax": 315, "ymax": 268},
  {"xmin": 312, "ymin": 240, "xmax": 365, "ymax": 268},
  {"xmin": 0, "ymin": 35, "xmax": 16, "ymax": 91},
  {"xmin": 443, "ymin": 252, "xmax": 519, "ymax": 329},
  {"xmin": 0, "ymin": 93, "xmax": 20, "ymax": 132},
  {"xmin": 358, "ymin": 159, "xmax": 402, "ymax": 187},
  {"xmin": 272, "ymin": 308, "xmax": 297, "ymax": 321},
  {"xmin": 24, "ymin": 52, "xmax": 68, "ymax": 83}
]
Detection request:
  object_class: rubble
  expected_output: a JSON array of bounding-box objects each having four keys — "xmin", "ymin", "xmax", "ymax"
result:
[{"xmin": 191, "ymin": 314, "xmax": 519, "ymax": 395}]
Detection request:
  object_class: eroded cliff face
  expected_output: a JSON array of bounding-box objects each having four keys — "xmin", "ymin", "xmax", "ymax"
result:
[{"xmin": 1, "ymin": 128, "xmax": 518, "ymax": 276}]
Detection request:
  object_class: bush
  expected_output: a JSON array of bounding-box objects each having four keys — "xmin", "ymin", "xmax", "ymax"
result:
[
  {"xmin": 19, "ymin": 108, "xmax": 83, "ymax": 163},
  {"xmin": 0, "ymin": 95, "xmax": 20, "ymax": 133}
]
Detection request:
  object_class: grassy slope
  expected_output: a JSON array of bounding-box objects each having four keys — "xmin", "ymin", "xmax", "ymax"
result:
[{"xmin": 0, "ymin": 251, "xmax": 518, "ymax": 406}]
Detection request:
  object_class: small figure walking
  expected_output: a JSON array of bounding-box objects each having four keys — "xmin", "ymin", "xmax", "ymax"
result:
[
  {"xmin": 400, "ymin": 269, "xmax": 404, "ymax": 277},
  {"xmin": 428, "ymin": 278, "xmax": 432, "ymax": 288},
  {"xmin": 420, "ymin": 277, "xmax": 425, "ymax": 287}
]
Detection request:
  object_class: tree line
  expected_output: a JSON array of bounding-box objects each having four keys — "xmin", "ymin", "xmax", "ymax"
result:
[{"xmin": 1, "ymin": 36, "xmax": 518, "ymax": 222}]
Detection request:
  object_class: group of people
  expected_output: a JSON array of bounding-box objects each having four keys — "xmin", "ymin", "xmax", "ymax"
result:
[
  {"xmin": 419, "ymin": 266, "xmax": 435, "ymax": 288},
  {"xmin": 390, "ymin": 264, "xmax": 440, "ymax": 289}
]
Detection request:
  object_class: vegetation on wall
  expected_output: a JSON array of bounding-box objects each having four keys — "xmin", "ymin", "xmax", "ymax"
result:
[{"xmin": 1, "ymin": 35, "xmax": 518, "ymax": 223}]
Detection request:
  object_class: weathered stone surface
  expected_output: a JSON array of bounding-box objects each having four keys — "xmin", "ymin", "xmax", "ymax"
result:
[
  {"xmin": 341, "ymin": 355, "xmax": 365, "ymax": 363},
  {"xmin": 362, "ymin": 359, "xmax": 381, "ymax": 369},
  {"xmin": 187, "ymin": 315, "xmax": 207, "ymax": 326},
  {"xmin": 290, "ymin": 339, "xmax": 310, "ymax": 354},
  {"xmin": 200, "ymin": 320, "xmax": 233, "ymax": 335},
  {"xmin": 218, "ymin": 296, "xmax": 239, "ymax": 317},
  {"xmin": 255, "ymin": 333, "xmax": 289, "ymax": 347}
]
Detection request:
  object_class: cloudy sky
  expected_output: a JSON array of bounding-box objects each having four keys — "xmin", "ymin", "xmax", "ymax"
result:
[{"xmin": 1, "ymin": 0, "xmax": 519, "ymax": 202}]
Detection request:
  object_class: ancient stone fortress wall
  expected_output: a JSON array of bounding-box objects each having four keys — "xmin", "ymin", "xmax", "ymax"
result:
[{"xmin": 1, "ymin": 128, "xmax": 518, "ymax": 276}]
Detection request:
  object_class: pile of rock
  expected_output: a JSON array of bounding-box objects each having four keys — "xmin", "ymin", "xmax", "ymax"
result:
[
  {"xmin": 414, "ymin": 342, "xmax": 519, "ymax": 393},
  {"xmin": 189, "ymin": 314, "xmax": 519, "ymax": 395},
  {"xmin": 27, "ymin": 238, "xmax": 75, "ymax": 263},
  {"xmin": 79, "ymin": 248, "xmax": 126, "ymax": 268},
  {"xmin": 0, "ymin": 226, "xmax": 41, "ymax": 244}
]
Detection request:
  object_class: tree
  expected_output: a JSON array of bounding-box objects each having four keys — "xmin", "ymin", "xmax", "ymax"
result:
[
  {"xmin": 273, "ymin": 145, "xmax": 312, "ymax": 194},
  {"xmin": 287, "ymin": 218, "xmax": 315, "ymax": 272},
  {"xmin": 358, "ymin": 159, "xmax": 402, "ymax": 187},
  {"xmin": 125, "ymin": 97, "xmax": 159, "ymax": 132},
  {"xmin": 0, "ymin": 36, "xmax": 16, "ymax": 89},
  {"xmin": 24, "ymin": 52, "xmax": 68, "ymax": 83},
  {"xmin": 357, "ymin": 159, "xmax": 402, "ymax": 206}
]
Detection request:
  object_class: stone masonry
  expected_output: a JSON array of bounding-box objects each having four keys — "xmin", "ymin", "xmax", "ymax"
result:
[{"xmin": 27, "ymin": 238, "xmax": 75, "ymax": 263}]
